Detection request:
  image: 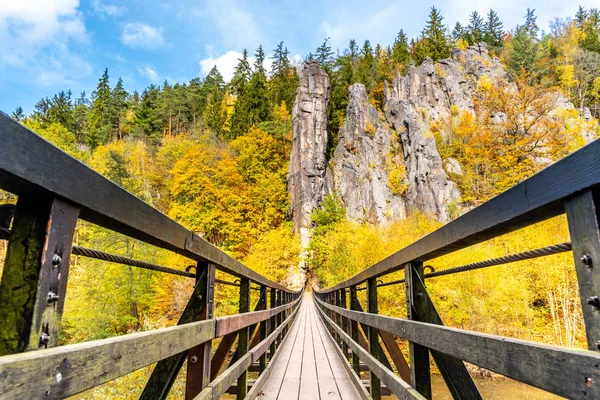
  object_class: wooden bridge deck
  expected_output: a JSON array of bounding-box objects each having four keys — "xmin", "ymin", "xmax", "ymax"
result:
[{"xmin": 257, "ymin": 294, "xmax": 363, "ymax": 400}]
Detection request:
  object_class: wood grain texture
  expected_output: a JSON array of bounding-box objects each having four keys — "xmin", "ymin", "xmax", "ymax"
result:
[
  {"xmin": 315, "ymin": 302, "xmax": 424, "ymax": 400},
  {"xmin": 316, "ymin": 296, "xmax": 600, "ymax": 399},
  {"xmin": 322, "ymin": 138, "xmax": 600, "ymax": 292},
  {"xmin": 0, "ymin": 320, "xmax": 215, "ymax": 399}
]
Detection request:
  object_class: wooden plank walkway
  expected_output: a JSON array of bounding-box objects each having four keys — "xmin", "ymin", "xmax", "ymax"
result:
[{"xmin": 257, "ymin": 294, "xmax": 363, "ymax": 400}]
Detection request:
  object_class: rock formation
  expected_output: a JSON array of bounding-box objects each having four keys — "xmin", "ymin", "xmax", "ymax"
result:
[
  {"xmin": 288, "ymin": 61, "xmax": 333, "ymax": 242},
  {"xmin": 332, "ymin": 84, "xmax": 406, "ymax": 224},
  {"xmin": 289, "ymin": 43, "xmax": 595, "ymax": 229}
]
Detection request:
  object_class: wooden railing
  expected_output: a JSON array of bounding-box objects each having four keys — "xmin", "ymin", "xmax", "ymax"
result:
[
  {"xmin": 0, "ymin": 112, "xmax": 303, "ymax": 399},
  {"xmin": 314, "ymin": 137, "xmax": 600, "ymax": 400}
]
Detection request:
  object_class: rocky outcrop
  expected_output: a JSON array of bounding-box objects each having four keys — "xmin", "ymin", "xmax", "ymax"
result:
[
  {"xmin": 288, "ymin": 61, "xmax": 333, "ymax": 238},
  {"xmin": 331, "ymin": 84, "xmax": 406, "ymax": 224}
]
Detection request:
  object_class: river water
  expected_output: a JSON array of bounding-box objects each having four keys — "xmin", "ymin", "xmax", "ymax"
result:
[{"xmin": 387, "ymin": 374, "xmax": 564, "ymax": 399}]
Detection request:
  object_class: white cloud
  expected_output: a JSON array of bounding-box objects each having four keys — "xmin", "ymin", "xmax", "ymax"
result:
[
  {"xmin": 92, "ymin": 0, "xmax": 126, "ymax": 17},
  {"xmin": 185, "ymin": 0, "xmax": 262, "ymax": 50},
  {"xmin": 199, "ymin": 49, "xmax": 273, "ymax": 82},
  {"xmin": 139, "ymin": 65, "xmax": 160, "ymax": 83},
  {"xmin": 0, "ymin": 0, "xmax": 91, "ymax": 87},
  {"xmin": 121, "ymin": 22, "xmax": 164, "ymax": 48}
]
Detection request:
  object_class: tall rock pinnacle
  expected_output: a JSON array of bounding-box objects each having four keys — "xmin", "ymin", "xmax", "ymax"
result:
[{"xmin": 288, "ymin": 61, "xmax": 333, "ymax": 239}]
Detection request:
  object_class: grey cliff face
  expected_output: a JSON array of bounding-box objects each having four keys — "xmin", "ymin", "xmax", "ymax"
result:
[
  {"xmin": 331, "ymin": 84, "xmax": 406, "ymax": 224},
  {"xmin": 288, "ymin": 61, "xmax": 333, "ymax": 232}
]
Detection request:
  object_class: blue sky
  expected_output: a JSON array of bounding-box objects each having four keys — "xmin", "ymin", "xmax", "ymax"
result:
[{"xmin": 0, "ymin": 0, "xmax": 593, "ymax": 114}]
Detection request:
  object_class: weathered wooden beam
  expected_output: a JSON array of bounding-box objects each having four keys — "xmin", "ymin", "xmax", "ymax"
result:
[
  {"xmin": 321, "ymin": 139, "xmax": 600, "ymax": 292},
  {"xmin": 237, "ymin": 278, "xmax": 250, "ymax": 400},
  {"xmin": 223, "ymin": 289, "xmax": 268, "ymax": 369},
  {"xmin": 0, "ymin": 196, "xmax": 79, "ymax": 355},
  {"xmin": 185, "ymin": 262, "xmax": 215, "ymax": 399},
  {"xmin": 141, "ymin": 266, "xmax": 212, "ymax": 400},
  {"xmin": 379, "ymin": 328, "xmax": 411, "ymax": 384},
  {"xmin": 407, "ymin": 263, "xmax": 481, "ymax": 399},
  {"xmin": 350, "ymin": 285, "xmax": 360, "ymax": 375},
  {"xmin": 315, "ymin": 303, "xmax": 425, "ymax": 400},
  {"xmin": 0, "ymin": 319, "xmax": 215, "ymax": 399},
  {"xmin": 340, "ymin": 287, "xmax": 350, "ymax": 361},
  {"xmin": 214, "ymin": 299, "xmax": 297, "ymax": 337},
  {"xmin": 209, "ymin": 302, "xmax": 301, "ymax": 400},
  {"xmin": 367, "ymin": 278, "xmax": 382, "ymax": 400},
  {"xmin": 316, "ymin": 297, "xmax": 600, "ymax": 400},
  {"xmin": 405, "ymin": 262, "xmax": 431, "ymax": 399},
  {"xmin": 350, "ymin": 295, "xmax": 394, "ymax": 371},
  {"xmin": 259, "ymin": 285, "xmax": 268, "ymax": 374},
  {"xmin": 566, "ymin": 189, "xmax": 600, "ymax": 350},
  {"xmin": 269, "ymin": 287, "xmax": 276, "ymax": 359}
]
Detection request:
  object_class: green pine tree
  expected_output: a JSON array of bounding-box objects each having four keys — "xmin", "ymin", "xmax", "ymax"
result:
[
  {"xmin": 422, "ymin": 6, "xmax": 450, "ymax": 61},
  {"xmin": 392, "ymin": 29, "xmax": 410, "ymax": 71},
  {"xmin": 467, "ymin": 11, "xmax": 485, "ymax": 44},
  {"xmin": 88, "ymin": 68, "xmax": 114, "ymax": 146},
  {"xmin": 484, "ymin": 9, "xmax": 504, "ymax": 50}
]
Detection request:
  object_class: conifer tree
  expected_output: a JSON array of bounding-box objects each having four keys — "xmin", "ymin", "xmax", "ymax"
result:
[
  {"xmin": 452, "ymin": 22, "xmax": 466, "ymax": 42},
  {"xmin": 422, "ymin": 6, "xmax": 450, "ymax": 61},
  {"xmin": 392, "ymin": 29, "xmax": 410, "ymax": 68},
  {"xmin": 88, "ymin": 68, "xmax": 114, "ymax": 146},
  {"xmin": 467, "ymin": 11, "xmax": 485, "ymax": 44},
  {"xmin": 203, "ymin": 68, "xmax": 227, "ymax": 136},
  {"xmin": 484, "ymin": 9, "xmax": 504, "ymax": 50},
  {"xmin": 270, "ymin": 41, "xmax": 298, "ymax": 111},
  {"xmin": 315, "ymin": 37, "xmax": 334, "ymax": 70},
  {"xmin": 575, "ymin": 6, "xmax": 588, "ymax": 29},
  {"xmin": 525, "ymin": 8, "xmax": 539, "ymax": 39},
  {"xmin": 356, "ymin": 40, "xmax": 377, "ymax": 90},
  {"xmin": 11, "ymin": 107, "xmax": 24, "ymax": 121}
]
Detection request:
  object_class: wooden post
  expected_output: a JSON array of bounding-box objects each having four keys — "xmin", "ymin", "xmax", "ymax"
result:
[
  {"xmin": 259, "ymin": 285, "xmax": 268, "ymax": 374},
  {"xmin": 185, "ymin": 262, "xmax": 215, "ymax": 399},
  {"xmin": 141, "ymin": 264, "xmax": 215, "ymax": 399},
  {"xmin": 405, "ymin": 262, "xmax": 431, "ymax": 399},
  {"xmin": 406, "ymin": 262, "xmax": 482, "ymax": 399},
  {"xmin": 237, "ymin": 278, "xmax": 250, "ymax": 400},
  {"xmin": 276, "ymin": 290, "xmax": 282, "ymax": 346},
  {"xmin": 565, "ymin": 189, "xmax": 600, "ymax": 350},
  {"xmin": 269, "ymin": 287, "xmax": 277, "ymax": 359},
  {"xmin": 0, "ymin": 197, "xmax": 79, "ymax": 356},
  {"xmin": 350, "ymin": 285, "xmax": 360, "ymax": 375},
  {"xmin": 367, "ymin": 278, "xmax": 381, "ymax": 400},
  {"xmin": 341, "ymin": 288, "xmax": 349, "ymax": 360}
]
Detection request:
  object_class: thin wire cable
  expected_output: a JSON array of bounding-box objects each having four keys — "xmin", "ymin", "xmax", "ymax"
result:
[
  {"xmin": 72, "ymin": 246, "xmax": 195, "ymax": 278},
  {"xmin": 367, "ymin": 242, "xmax": 573, "ymax": 289}
]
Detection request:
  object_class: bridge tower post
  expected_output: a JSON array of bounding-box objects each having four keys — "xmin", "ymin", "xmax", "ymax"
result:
[{"xmin": 566, "ymin": 189, "xmax": 600, "ymax": 351}]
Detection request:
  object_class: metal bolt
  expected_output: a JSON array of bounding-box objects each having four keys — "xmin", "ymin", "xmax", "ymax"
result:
[
  {"xmin": 55, "ymin": 372, "xmax": 62, "ymax": 383},
  {"xmin": 582, "ymin": 254, "xmax": 593, "ymax": 267},
  {"xmin": 47, "ymin": 292, "xmax": 59, "ymax": 304},
  {"xmin": 52, "ymin": 254, "xmax": 62, "ymax": 267},
  {"xmin": 39, "ymin": 333, "xmax": 50, "ymax": 347},
  {"xmin": 586, "ymin": 377, "xmax": 593, "ymax": 387},
  {"xmin": 190, "ymin": 355, "xmax": 198, "ymax": 364},
  {"xmin": 197, "ymin": 295, "xmax": 203, "ymax": 301},
  {"xmin": 587, "ymin": 296, "xmax": 600, "ymax": 310}
]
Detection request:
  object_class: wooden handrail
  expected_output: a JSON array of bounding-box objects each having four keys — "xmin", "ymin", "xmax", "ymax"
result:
[
  {"xmin": 314, "ymin": 301, "xmax": 424, "ymax": 399},
  {"xmin": 194, "ymin": 300, "xmax": 301, "ymax": 400},
  {"xmin": 314, "ymin": 294, "xmax": 600, "ymax": 399},
  {"xmin": 0, "ymin": 113, "xmax": 297, "ymax": 292},
  {"xmin": 0, "ymin": 296, "xmax": 302, "ymax": 399}
]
